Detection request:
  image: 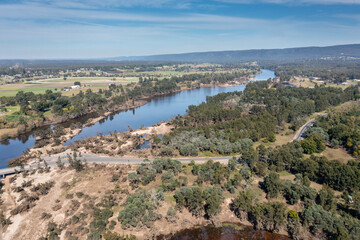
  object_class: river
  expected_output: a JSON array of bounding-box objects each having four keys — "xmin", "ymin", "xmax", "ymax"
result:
[
  {"xmin": 157, "ymin": 223, "xmax": 290, "ymax": 240},
  {"xmin": 0, "ymin": 69, "xmax": 275, "ymax": 168}
]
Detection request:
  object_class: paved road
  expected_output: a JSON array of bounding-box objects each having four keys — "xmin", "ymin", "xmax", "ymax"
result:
[
  {"xmin": 293, "ymin": 113, "xmax": 328, "ymax": 141},
  {"xmin": 0, "ymin": 154, "xmax": 234, "ymax": 177},
  {"xmin": 293, "ymin": 119, "xmax": 316, "ymax": 141}
]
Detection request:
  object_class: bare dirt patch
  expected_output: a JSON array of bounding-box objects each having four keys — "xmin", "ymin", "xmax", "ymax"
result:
[{"xmin": 131, "ymin": 122, "xmax": 173, "ymax": 136}]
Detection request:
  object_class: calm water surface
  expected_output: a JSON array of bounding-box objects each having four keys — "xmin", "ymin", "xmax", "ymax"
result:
[
  {"xmin": 0, "ymin": 69, "xmax": 275, "ymax": 168},
  {"xmin": 157, "ymin": 223, "xmax": 290, "ymax": 240}
]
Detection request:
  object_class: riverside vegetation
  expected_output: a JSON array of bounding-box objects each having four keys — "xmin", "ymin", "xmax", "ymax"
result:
[
  {"xmin": 0, "ymin": 64, "xmax": 259, "ymax": 141},
  {"xmin": 1, "ymin": 76, "xmax": 360, "ymax": 239},
  {"xmin": 1, "ymin": 145, "xmax": 360, "ymax": 239}
]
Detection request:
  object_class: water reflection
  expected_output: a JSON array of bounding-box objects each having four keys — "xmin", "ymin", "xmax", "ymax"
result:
[
  {"xmin": 157, "ymin": 223, "xmax": 290, "ymax": 240},
  {"xmin": 0, "ymin": 69, "xmax": 275, "ymax": 167}
]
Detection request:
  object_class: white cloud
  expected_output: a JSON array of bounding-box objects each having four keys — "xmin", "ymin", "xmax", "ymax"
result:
[
  {"xmin": 29, "ymin": 0, "xmax": 184, "ymax": 9},
  {"xmin": 0, "ymin": 1, "xmax": 359, "ymax": 58},
  {"xmin": 0, "ymin": 3, "xmax": 268, "ymax": 26},
  {"xmin": 218, "ymin": 0, "xmax": 360, "ymax": 4},
  {"xmin": 337, "ymin": 14, "xmax": 360, "ymax": 21}
]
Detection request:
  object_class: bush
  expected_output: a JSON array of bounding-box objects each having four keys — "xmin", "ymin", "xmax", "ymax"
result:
[
  {"xmin": 165, "ymin": 207, "xmax": 177, "ymax": 223},
  {"xmin": 302, "ymin": 205, "xmax": 348, "ymax": 239},
  {"xmin": 179, "ymin": 143, "xmax": 198, "ymax": 156},
  {"xmin": 118, "ymin": 189, "xmax": 161, "ymax": 229},
  {"xmin": 249, "ymin": 202, "xmax": 287, "ymax": 232},
  {"xmin": 136, "ymin": 166, "xmax": 156, "ymax": 185},
  {"xmin": 31, "ymin": 181, "xmax": 54, "ymax": 195},
  {"xmin": 161, "ymin": 171, "xmax": 174, "ymax": 182},
  {"xmin": 152, "ymin": 158, "xmax": 181, "ymax": 175},
  {"xmin": 174, "ymin": 186, "xmax": 204, "ymax": 216},
  {"xmin": 41, "ymin": 212, "xmax": 52, "ymax": 219},
  {"xmin": 128, "ymin": 172, "xmax": 140, "ymax": 188},
  {"xmin": 110, "ymin": 174, "xmax": 120, "ymax": 182},
  {"xmin": 301, "ymin": 134, "xmax": 325, "ymax": 154},
  {"xmin": 231, "ymin": 189, "xmax": 256, "ymax": 219},
  {"xmin": 283, "ymin": 180, "xmax": 316, "ymax": 206},
  {"xmin": 102, "ymin": 232, "xmax": 137, "ymax": 240},
  {"xmin": 262, "ymin": 173, "xmax": 283, "ymax": 199},
  {"xmin": 159, "ymin": 145, "xmax": 173, "ymax": 156},
  {"xmin": 204, "ymin": 186, "xmax": 224, "ymax": 218},
  {"xmin": 174, "ymin": 186, "xmax": 224, "ymax": 218}
]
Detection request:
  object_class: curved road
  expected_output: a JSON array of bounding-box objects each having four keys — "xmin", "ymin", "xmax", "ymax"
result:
[
  {"xmin": 1, "ymin": 112, "xmax": 327, "ymax": 177},
  {"xmin": 293, "ymin": 119, "xmax": 316, "ymax": 141},
  {"xmin": 292, "ymin": 113, "xmax": 328, "ymax": 141},
  {"xmin": 0, "ymin": 154, "xmax": 235, "ymax": 177}
]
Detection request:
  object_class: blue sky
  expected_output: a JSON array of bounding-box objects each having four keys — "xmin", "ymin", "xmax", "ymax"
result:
[{"xmin": 0, "ymin": 0, "xmax": 359, "ymax": 59}]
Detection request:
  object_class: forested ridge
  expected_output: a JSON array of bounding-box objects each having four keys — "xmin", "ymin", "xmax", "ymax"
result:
[
  {"xmin": 314, "ymin": 107, "xmax": 360, "ymax": 157},
  {"xmin": 262, "ymin": 61, "xmax": 360, "ymax": 83},
  {"xmin": 113, "ymin": 44, "xmax": 360, "ymax": 62}
]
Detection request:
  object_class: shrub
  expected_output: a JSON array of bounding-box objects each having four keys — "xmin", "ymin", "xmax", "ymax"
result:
[
  {"xmin": 152, "ymin": 158, "xmax": 181, "ymax": 175},
  {"xmin": 262, "ymin": 173, "xmax": 283, "ymax": 199},
  {"xmin": 179, "ymin": 143, "xmax": 198, "ymax": 156},
  {"xmin": 166, "ymin": 207, "xmax": 177, "ymax": 223},
  {"xmin": 159, "ymin": 145, "xmax": 173, "ymax": 156},
  {"xmin": 118, "ymin": 189, "xmax": 161, "ymax": 229},
  {"xmin": 249, "ymin": 202, "xmax": 287, "ymax": 232}
]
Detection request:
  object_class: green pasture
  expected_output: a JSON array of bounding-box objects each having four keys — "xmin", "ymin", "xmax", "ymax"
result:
[{"xmin": 0, "ymin": 85, "xmax": 60, "ymax": 97}]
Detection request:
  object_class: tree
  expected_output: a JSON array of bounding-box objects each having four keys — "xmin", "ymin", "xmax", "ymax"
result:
[
  {"xmin": 287, "ymin": 210, "xmax": 301, "ymax": 240},
  {"xmin": 102, "ymin": 232, "xmax": 137, "ymax": 240},
  {"xmin": 67, "ymin": 152, "xmax": 84, "ymax": 172},
  {"xmin": 232, "ymin": 189, "xmax": 256, "ymax": 220},
  {"xmin": 179, "ymin": 143, "xmax": 198, "ymax": 156},
  {"xmin": 56, "ymin": 157, "xmax": 64, "ymax": 170},
  {"xmin": 149, "ymin": 188, "xmax": 164, "ymax": 209},
  {"xmin": 159, "ymin": 145, "xmax": 173, "ymax": 156},
  {"xmin": 118, "ymin": 189, "xmax": 161, "ymax": 229},
  {"xmin": 301, "ymin": 138, "xmax": 318, "ymax": 154},
  {"xmin": 165, "ymin": 207, "xmax": 177, "ymax": 223},
  {"xmin": 228, "ymin": 157, "xmax": 237, "ymax": 171},
  {"xmin": 263, "ymin": 172, "xmax": 283, "ymax": 199},
  {"xmin": 128, "ymin": 173, "xmax": 140, "ymax": 188},
  {"xmin": 249, "ymin": 202, "xmax": 287, "ymax": 232},
  {"xmin": 174, "ymin": 186, "xmax": 205, "ymax": 217},
  {"xmin": 302, "ymin": 205, "xmax": 348, "ymax": 239},
  {"xmin": 267, "ymin": 132, "xmax": 276, "ymax": 143},
  {"xmin": 301, "ymin": 134, "xmax": 325, "ymax": 154},
  {"xmin": 204, "ymin": 187, "xmax": 224, "ymax": 218},
  {"xmin": 317, "ymin": 185, "xmax": 336, "ymax": 211}
]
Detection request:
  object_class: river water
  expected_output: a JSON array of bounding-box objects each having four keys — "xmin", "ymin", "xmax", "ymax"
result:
[
  {"xmin": 0, "ymin": 69, "xmax": 275, "ymax": 168},
  {"xmin": 157, "ymin": 223, "xmax": 290, "ymax": 240}
]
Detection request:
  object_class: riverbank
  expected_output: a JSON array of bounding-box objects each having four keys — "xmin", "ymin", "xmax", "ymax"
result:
[
  {"xmin": 7, "ymin": 79, "xmax": 255, "ymax": 166},
  {"xmin": 0, "ymin": 72, "xmax": 259, "ymax": 143},
  {"xmin": 1, "ymin": 69, "xmax": 275, "ymax": 166},
  {"xmin": 157, "ymin": 222, "xmax": 291, "ymax": 240}
]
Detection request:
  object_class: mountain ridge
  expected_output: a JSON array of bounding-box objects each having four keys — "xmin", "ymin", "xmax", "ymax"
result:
[{"xmin": 110, "ymin": 44, "xmax": 360, "ymax": 63}]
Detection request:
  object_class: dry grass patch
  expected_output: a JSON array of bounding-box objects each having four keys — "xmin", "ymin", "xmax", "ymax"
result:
[{"xmin": 316, "ymin": 147, "xmax": 354, "ymax": 163}]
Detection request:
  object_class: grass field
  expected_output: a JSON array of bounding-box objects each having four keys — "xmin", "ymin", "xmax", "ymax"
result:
[
  {"xmin": 289, "ymin": 76, "xmax": 353, "ymax": 90},
  {"xmin": 37, "ymin": 77, "xmax": 138, "ymax": 83},
  {"xmin": 289, "ymin": 77, "xmax": 316, "ymax": 88},
  {"xmin": 0, "ymin": 105, "xmax": 20, "ymax": 117},
  {"xmin": 0, "ymin": 85, "xmax": 60, "ymax": 97},
  {"xmin": 0, "ymin": 76, "xmax": 139, "ymax": 97},
  {"xmin": 316, "ymin": 147, "xmax": 354, "ymax": 163}
]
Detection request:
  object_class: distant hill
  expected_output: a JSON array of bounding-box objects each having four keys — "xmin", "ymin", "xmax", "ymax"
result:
[{"xmin": 112, "ymin": 44, "xmax": 360, "ymax": 63}]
